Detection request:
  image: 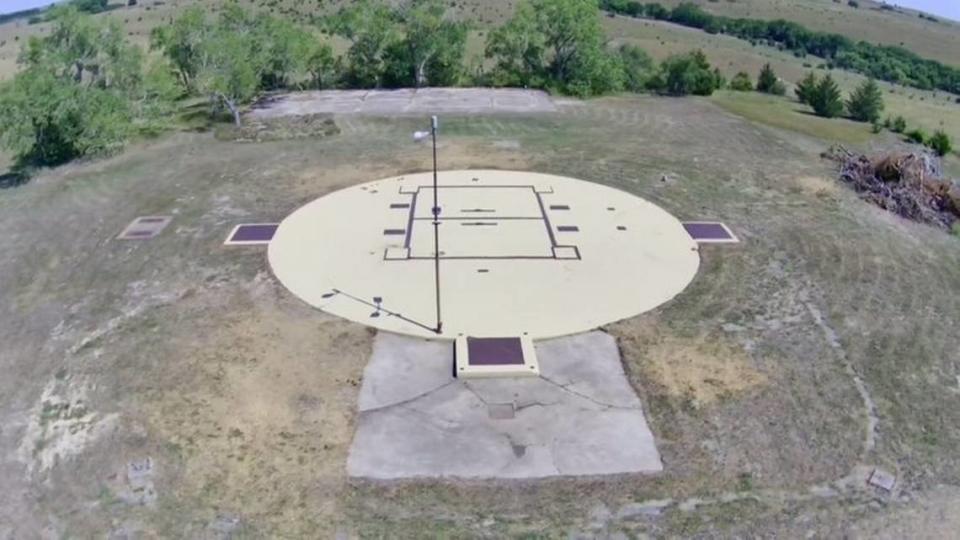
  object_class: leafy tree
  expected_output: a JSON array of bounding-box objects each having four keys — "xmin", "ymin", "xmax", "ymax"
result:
[
  {"xmin": 486, "ymin": 0, "xmax": 624, "ymax": 96},
  {"xmin": 194, "ymin": 8, "xmax": 266, "ymax": 126},
  {"xmin": 846, "ymin": 78, "xmax": 884, "ymax": 123},
  {"xmin": 485, "ymin": 1, "xmax": 547, "ymax": 88},
  {"xmin": 729, "ymin": 71, "xmax": 753, "ymax": 91},
  {"xmin": 328, "ymin": 0, "xmax": 400, "ymax": 88},
  {"xmin": 927, "ymin": 130, "xmax": 951, "ymax": 156},
  {"xmin": 618, "ymin": 44, "xmax": 654, "ymax": 92},
  {"xmin": 394, "ymin": 0, "xmax": 467, "ymax": 87},
  {"xmin": 654, "ymin": 50, "xmax": 723, "ymax": 96},
  {"xmin": 257, "ymin": 16, "xmax": 315, "ymax": 90},
  {"xmin": 795, "ymin": 72, "xmax": 818, "ymax": 104},
  {"xmin": 305, "ymin": 42, "xmax": 337, "ymax": 90},
  {"xmin": 150, "ymin": 6, "xmax": 209, "ymax": 92},
  {"xmin": 0, "ymin": 6, "xmax": 165, "ymax": 167},
  {"xmin": 0, "ymin": 69, "xmax": 130, "ymax": 166},
  {"xmin": 22, "ymin": 6, "xmax": 142, "ymax": 90},
  {"xmin": 809, "ymin": 73, "xmax": 843, "ymax": 118}
]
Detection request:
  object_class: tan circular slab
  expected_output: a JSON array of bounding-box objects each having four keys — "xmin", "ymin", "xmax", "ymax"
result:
[{"xmin": 268, "ymin": 170, "xmax": 699, "ymax": 339}]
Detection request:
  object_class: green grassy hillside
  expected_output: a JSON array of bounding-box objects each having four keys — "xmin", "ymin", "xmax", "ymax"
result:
[{"xmin": 0, "ymin": 0, "xmax": 957, "ymax": 166}]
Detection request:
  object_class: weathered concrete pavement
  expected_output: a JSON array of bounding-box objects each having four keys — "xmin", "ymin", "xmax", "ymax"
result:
[{"xmin": 347, "ymin": 331, "xmax": 662, "ymax": 479}]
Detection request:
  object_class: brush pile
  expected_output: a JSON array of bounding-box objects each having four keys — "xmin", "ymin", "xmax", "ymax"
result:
[{"xmin": 822, "ymin": 145, "xmax": 960, "ymax": 230}]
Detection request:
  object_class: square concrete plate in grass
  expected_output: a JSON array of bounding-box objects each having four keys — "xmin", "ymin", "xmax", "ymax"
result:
[{"xmin": 117, "ymin": 216, "xmax": 173, "ymax": 240}]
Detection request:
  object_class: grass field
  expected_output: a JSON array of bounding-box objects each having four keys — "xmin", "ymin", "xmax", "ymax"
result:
[
  {"xmin": 605, "ymin": 14, "xmax": 960, "ymax": 164},
  {"xmin": 649, "ymin": 0, "xmax": 960, "ymax": 68}
]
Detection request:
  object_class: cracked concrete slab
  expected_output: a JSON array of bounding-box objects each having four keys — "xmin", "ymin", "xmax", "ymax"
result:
[
  {"xmin": 347, "ymin": 331, "xmax": 662, "ymax": 479},
  {"xmin": 249, "ymin": 88, "xmax": 558, "ymax": 119}
]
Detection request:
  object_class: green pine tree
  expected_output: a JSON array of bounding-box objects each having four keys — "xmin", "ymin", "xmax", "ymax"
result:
[
  {"xmin": 756, "ymin": 63, "xmax": 779, "ymax": 94},
  {"xmin": 795, "ymin": 72, "xmax": 818, "ymax": 104},
  {"xmin": 810, "ymin": 74, "xmax": 844, "ymax": 118},
  {"xmin": 846, "ymin": 78, "xmax": 885, "ymax": 123}
]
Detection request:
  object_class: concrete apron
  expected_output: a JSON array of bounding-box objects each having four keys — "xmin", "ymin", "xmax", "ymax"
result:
[{"xmin": 347, "ymin": 331, "xmax": 662, "ymax": 479}]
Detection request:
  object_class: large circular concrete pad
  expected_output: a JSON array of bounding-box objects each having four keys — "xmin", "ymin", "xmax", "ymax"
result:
[{"xmin": 269, "ymin": 170, "xmax": 699, "ymax": 339}]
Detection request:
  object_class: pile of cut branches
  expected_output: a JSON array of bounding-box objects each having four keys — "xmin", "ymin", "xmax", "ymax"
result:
[{"xmin": 822, "ymin": 145, "xmax": 960, "ymax": 230}]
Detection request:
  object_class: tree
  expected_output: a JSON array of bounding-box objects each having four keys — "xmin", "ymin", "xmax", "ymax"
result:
[
  {"xmin": 194, "ymin": 8, "xmax": 266, "ymax": 126},
  {"xmin": 395, "ymin": 0, "xmax": 467, "ymax": 88},
  {"xmin": 927, "ymin": 130, "xmax": 951, "ymax": 156},
  {"xmin": 485, "ymin": 1, "xmax": 546, "ymax": 88},
  {"xmin": 729, "ymin": 71, "xmax": 753, "ymax": 91},
  {"xmin": 809, "ymin": 73, "xmax": 844, "ymax": 118},
  {"xmin": 328, "ymin": 1, "xmax": 400, "ymax": 88},
  {"xmin": 795, "ymin": 72, "xmax": 817, "ymax": 104},
  {"xmin": 305, "ymin": 42, "xmax": 337, "ymax": 90},
  {"xmin": 486, "ymin": 0, "xmax": 624, "ymax": 96},
  {"xmin": 654, "ymin": 50, "xmax": 723, "ymax": 96},
  {"xmin": 257, "ymin": 16, "xmax": 315, "ymax": 90},
  {"xmin": 846, "ymin": 78, "xmax": 884, "ymax": 123},
  {"xmin": 0, "ymin": 69, "xmax": 131, "ymax": 166},
  {"xmin": 756, "ymin": 63, "xmax": 779, "ymax": 93},
  {"xmin": 150, "ymin": 6, "xmax": 210, "ymax": 92},
  {"xmin": 23, "ymin": 6, "xmax": 142, "ymax": 90},
  {"xmin": 0, "ymin": 6, "xmax": 163, "ymax": 167},
  {"xmin": 618, "ymin": 44, "xmax": 654, "ymax": 92}
]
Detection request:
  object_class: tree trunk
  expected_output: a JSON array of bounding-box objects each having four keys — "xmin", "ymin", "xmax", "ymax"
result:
[
  {"xmin": 227, "ymin": 99, "xmax": 241, "ymax": 127},
  {"xmin": 416, "ymin": 57, "xmax": 431, "ymax": 88},
  {"xmin": 217, "ymin": 93, "xmax": 242, "ymax": 127}
]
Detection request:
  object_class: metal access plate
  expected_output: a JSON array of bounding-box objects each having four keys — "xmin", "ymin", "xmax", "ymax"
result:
[
  {"xmin": 455, "ymin": 335, "xmax": 539, "ymax": 378},
  {"xmin": 682, "ymin": 221, "xmax": 739, "ymax": 243},
  {"xmin": 224, "ymin": 224, "xmax": 279, "ymax": 245}
]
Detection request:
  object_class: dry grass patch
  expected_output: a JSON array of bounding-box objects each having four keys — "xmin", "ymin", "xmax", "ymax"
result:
[{"xmin": 616, "ymin": 318, "xmax": 767, "ymax": 409}]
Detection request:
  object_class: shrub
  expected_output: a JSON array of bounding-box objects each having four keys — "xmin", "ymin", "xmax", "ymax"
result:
[
  {"xmin": 729, "ymin": 71, "xmax": 753, "ymax": 91},
  {"xmin": 892, "ymin": 115, "xmax": 907, "ymax": 133},
  {"xmin": 906, "ymin": 128, "xmax": 926, "ymax": 144},
  {"xmin": 653, "ymin": 50, "xmax": 724, "ymax": 96},
  {"xmin": 618, "ymin": 44, "xmax": 654, "ymax": 92},
  {"xmin": 927, "ymin": 130, "xmax": 952, "ymax": 156}
]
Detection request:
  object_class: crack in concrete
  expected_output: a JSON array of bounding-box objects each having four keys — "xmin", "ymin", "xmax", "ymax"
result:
[
  {"xmin": 359, "ymin": 380, "xmax": 458, "ymax": 414},
  {"xmin": 461, "ymin": 382, "xmax": 490, "ymax": 406},
  {"xmin": 539, "ymin": 375, "xmax": 640, "ymax": 411},
  {"xmin": 805, "ymin": 302, "xmax": 878, "ymax": 453}
]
